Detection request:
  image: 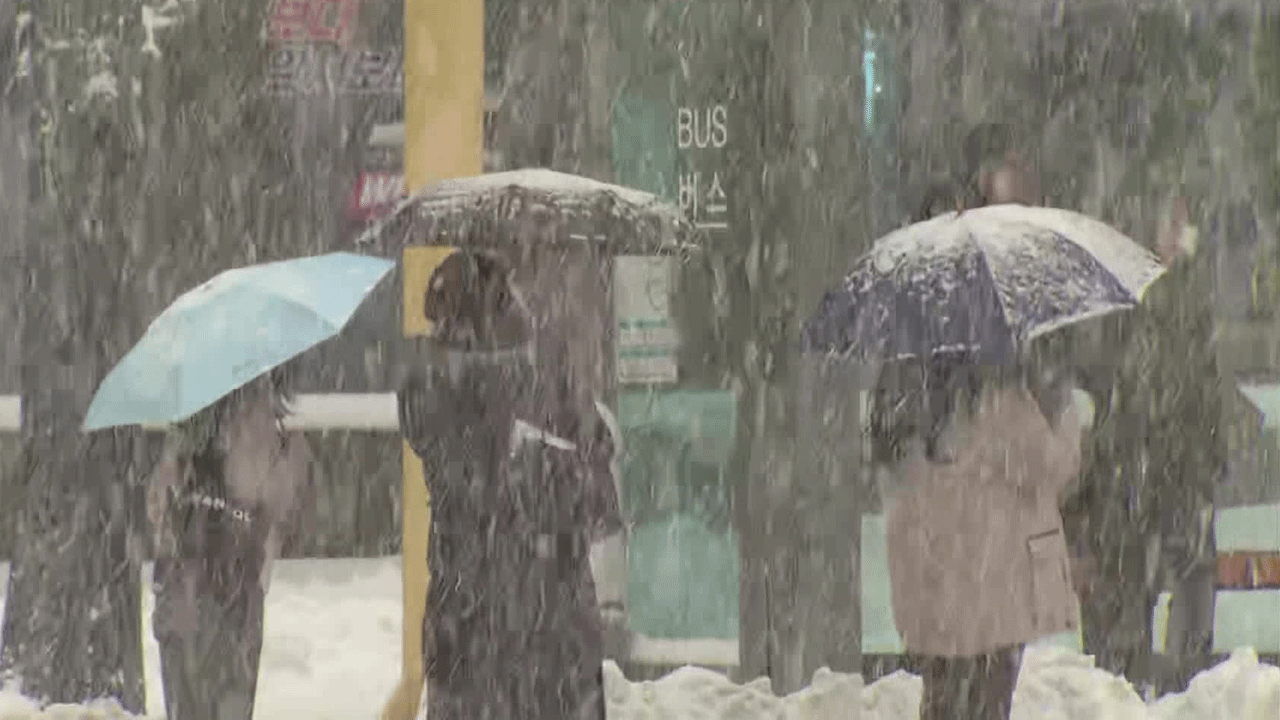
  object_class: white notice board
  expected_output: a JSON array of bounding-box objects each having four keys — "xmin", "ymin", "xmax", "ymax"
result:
[{"xmin": 614, "ymin": 255, "xmax": 678, "ymax": 385}]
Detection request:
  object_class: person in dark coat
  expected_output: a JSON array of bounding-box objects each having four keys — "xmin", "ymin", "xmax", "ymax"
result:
[
  {"xmin": 397, "ymin": 249, "xmax": 623, "ymax": 720},
  {"xmin": 1063, "ymin": 192, "xmax": 1226, "ymax": 694},
  {"xmin": 147, "ymin": 370, "xmax": 315, "ymax": 720}
]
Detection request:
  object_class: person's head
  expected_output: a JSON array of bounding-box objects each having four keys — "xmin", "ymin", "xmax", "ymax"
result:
[
  {"xmin": 962, "ymin": 122, "xmax": 1042, "ymax": 207},
  {"xmin": 423, "ymin": 249, "xmax": 532, "ymax": 352}
]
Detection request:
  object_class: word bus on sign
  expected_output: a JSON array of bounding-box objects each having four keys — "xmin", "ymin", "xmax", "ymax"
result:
[
  {"xmin": 267, "ymin": 0, "xmax": 360, "ymax": 46},
  {"xmin": 349, "ymin": 171, "xmax": 405, "ymax": 221},
  {"xmin": 676, "ymin": 106, "xmax": 728, "ymax": 150},
  {"xmin": 675, "ymin": 104, "xmax": 730, "ymax": 231}
]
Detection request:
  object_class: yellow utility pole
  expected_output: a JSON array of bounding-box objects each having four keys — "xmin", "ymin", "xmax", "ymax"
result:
[{"xmin": 381, "ymin": 1, "xmax": 483, "ymax": 719}]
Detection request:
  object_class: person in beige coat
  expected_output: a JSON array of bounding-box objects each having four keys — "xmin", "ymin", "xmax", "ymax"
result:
[
  {"xmin": 147, "ymin": 370, "xmax": 315, "ymax": 720},
  {"xmin": 871, "ymin": 355, "xmax": 1082, "ymax": 720}
]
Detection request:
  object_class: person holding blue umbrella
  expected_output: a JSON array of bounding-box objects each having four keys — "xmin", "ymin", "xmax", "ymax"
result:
[
  {"xmin": 84, "ymin": 252, "xmax": 395, "ymax": 720},
  {"xmin": 146, "ymin": 367, "xmax": 312, "ymax": 720}
]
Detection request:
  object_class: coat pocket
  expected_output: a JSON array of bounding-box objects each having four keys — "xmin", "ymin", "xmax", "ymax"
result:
[{"xmin": 1027, "ymin": 529, "xmax": 1074, "ymax": 632}]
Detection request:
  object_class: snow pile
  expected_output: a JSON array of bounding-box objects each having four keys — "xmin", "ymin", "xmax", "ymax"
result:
[
  {"xmin": 605, "ymin": 662, "xmax": 862, "ymax": 720},
  {"xmin": 2, "ymin": 559, "xmax": 1278, "ymax": 720},
  {"xmin": 1150, "ymin": 648, "xmax": 1280, "ymax": 720},
  {"xmin": 0, "ymin": 695, "xmax": 138, "ymax": 720},
  {"xmin": 604, "ymin": 643, "xmax": 1280, "ymax": 720},
  {"xmin": 880, "ymin": 644, "xmax": 1280, "ymax": 720},
  {"xmin": 1004, "ymin": 643, "xmax": 1151, "ymax": 720},
  {"xmin": 1, "ymin": 559, "xmax": 403, "ymax": 720},
  {"xmin": 139, "ymin": 559, "xmax": 404, "ymax": 719}
]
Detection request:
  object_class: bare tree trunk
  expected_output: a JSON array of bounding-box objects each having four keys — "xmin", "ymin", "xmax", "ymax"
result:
[
  {"xmin": 2, "ymin": 0, "xmax": 282, "ymax": 708},
  {"xmin": 732, "ymin": 0, "xmax": 871, "ymax": 692},
  {"xmin": 0, "ymin": 2, "xmax": 144, "ymax": 708},
  {"xmin": 592, "ymin": 0, "xmax": 869, "ymax": 690},
  {"xmin": 779, "ymin": 0, "xmax": 873, "ymax": 686},
  {"xmin": 0, "ymin": 0, "xmax": 34, "ymax": 564},
  {"xmin": 484, "ymin": 0, "xmax": 636, "ymax": 664},
  {"xmin": 488, "ymin": 0, "xmax": 591, "ymax": 174}
]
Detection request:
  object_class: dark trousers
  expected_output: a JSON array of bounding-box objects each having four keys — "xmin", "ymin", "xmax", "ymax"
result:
[
  {"xmin": 1079, "ymin": 561, "xmax": 1218, "ymax": 698},
  {"xmin": 426, "ymin": 667, "xmax": 606, "ymax": 720},
  {"xmin": 1078, "ymin": 539, "xmax": 1158, "ymax": 684},
  {"xmin": 914, "ymin": 645, "xmax": 1023, "ymax": 720},
  {"xmin": 153, "ymin": 558, "xmax": 265, "ymax": 720},
  {"xmin": 424, "ymin": 531, "xmax": 607, "ymax": 720}
]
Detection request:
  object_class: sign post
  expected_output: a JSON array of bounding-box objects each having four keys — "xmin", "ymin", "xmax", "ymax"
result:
[{"xmin": 381, "ymin": 2, "xmax": 482, "ymax": 719}]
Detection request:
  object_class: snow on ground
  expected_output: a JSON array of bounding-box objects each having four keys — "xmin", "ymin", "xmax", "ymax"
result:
[
  {"xmin": 0, "ymin": 559, "xmax": 401, "ymax": 720},
  {"xmin": 2, "ymin": 558, "xmax": 1278, "ymax": 720}
]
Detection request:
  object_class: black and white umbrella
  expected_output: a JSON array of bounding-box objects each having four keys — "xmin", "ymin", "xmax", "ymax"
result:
[{"xmin": 802, "ymin": 204, "xmax": 1167, "ymax": 363}]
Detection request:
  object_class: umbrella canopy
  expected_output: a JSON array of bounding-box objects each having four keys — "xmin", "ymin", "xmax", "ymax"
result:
[
  {"xmin": 802, "ymin": 204, "xmax": 1167, "ymax": 363},
  {"xmin": 353, "ymin": 168, "xmax": 697, "ymax": 254},
  {"xmin": 83, "ymin": 252, "xmax": 395, "ymax": 431}
]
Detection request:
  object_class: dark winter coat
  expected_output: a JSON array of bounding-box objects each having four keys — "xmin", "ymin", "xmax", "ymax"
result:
[
  {"xmin": 398, "ymin": 344, "xmax": 622, "ymax": 720},
  {"xmin": 1065, "ymin": 251, "xmax": 1226, "ymax": 590}
]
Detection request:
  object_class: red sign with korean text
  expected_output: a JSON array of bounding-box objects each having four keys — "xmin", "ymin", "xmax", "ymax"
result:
[
  {"xmin": 266, "ymin": 45, "xmax": 403, "ymax": 96},
  {"xmin": 267, "ymin": 0, "xmax": 360, "ymax": 46}
]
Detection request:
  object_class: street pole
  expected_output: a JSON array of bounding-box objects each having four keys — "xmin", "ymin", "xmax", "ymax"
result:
[{"xmin": 380, "ymin": 2, "xmax": 482, "ymax": 719}]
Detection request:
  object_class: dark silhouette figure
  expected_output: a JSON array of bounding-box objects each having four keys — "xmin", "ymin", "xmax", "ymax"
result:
[
  {"xmin": 1064, "ymin": 207, "xmax": 1225, "ymax": 694},
  {"xmin": 398, "ymin": 249, "xmax": 622, "ymax": 720}
]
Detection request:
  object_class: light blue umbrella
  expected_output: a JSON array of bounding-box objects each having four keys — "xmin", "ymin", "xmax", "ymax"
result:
[{"xmin": 83, "ymin": 252, "xmax": 395, "ymax": 431}]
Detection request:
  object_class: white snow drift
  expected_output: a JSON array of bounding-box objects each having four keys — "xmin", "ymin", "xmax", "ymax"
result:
[{"xmin": 1, "ymin": 557, "xmax": 1276, "ymax": 720}]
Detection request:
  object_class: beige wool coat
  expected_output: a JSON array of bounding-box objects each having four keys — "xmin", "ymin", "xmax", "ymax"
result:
[{"xmin": 884, "ymin": 382, "xmax": 1082, "ymax": 657}]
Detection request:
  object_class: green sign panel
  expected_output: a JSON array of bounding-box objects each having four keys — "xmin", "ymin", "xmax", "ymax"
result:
[
  {"xmin": 612, "ymin": 88, "xmax": 677, "ymax": 201},
  {"xmin": 618, "ymin": 389, "xmax": 740, "ymax": 640},
  {"xmin": 608, "ymin": 0, "xmax": 745, "ymax": 643}
]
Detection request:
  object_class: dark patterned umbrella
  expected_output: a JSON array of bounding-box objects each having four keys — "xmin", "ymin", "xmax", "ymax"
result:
[{"xmin": 802, "ymin": 204, "xmax": 1167, "ymax": 363}]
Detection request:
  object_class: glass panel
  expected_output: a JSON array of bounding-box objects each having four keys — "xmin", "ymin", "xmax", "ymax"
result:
[{"xmin": 608, "ymin": 0, "xmax": 745, "ymax": 645}]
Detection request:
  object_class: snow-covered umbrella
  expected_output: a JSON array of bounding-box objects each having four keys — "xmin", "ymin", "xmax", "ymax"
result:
[
  {"xmin": 352, "ymin": 168, "xmax": 698, "ymax": 254},
  {"xmin": 801, "ymin": 204, "xmax": 1168, "ymax": 363}
]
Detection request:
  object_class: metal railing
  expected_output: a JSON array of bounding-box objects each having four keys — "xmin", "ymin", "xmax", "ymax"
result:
[
  {"xmin": 0, "ymin": 393, "xmax": 399, "ymax": 432},
  {"xmin": 0, "ymin": 392, "xmax": 728, "ymax": 667}
]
